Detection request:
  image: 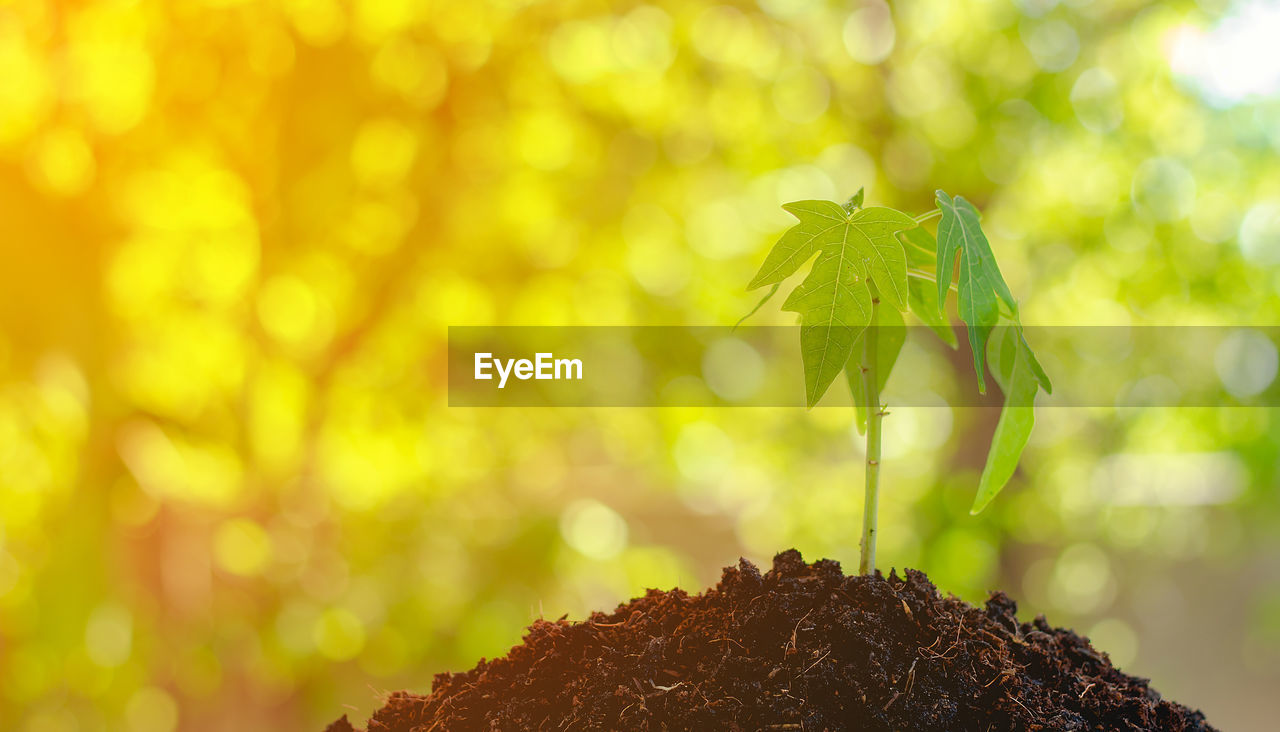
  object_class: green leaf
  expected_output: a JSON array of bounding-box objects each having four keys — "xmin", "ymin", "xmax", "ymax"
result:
[
  {"xmin": 985, "ymin": 319, "xmax": 1018, "ymax": 390},
  {"xmin": 970, "ymin": 324, "xmax": 1039, "ymax": 514},
  {"xmin": 747, "ymin": 200, "xmax": 846, "ymax": 290},
  {"xmin": 749, "ymin": 201, "xmax": 915, "ymax": 406},
  {"xmin": 900, "ymin": 227, "xmax": 957, "ymax": 348},
  {"xmin": 1018, "ymin": 327, "xmax": 1052, "ymax": 393},
  {"xmin": 842, "ymin": 187, "xmax": 865, "ymax": 213},
  {"xmin": 993, "ymin": 306, "xmax": 1052, "ymax": 395},
  {"xmin": 845, "ymin": 303, "xmax": 906, "ymax": 435},
  {"xmin": 935, "ymin": 190, "xmax": 1015, "ymax": 393},
  {"xmin": 783, "ymin": 245, "xmax": 874, "ymax": 407}
]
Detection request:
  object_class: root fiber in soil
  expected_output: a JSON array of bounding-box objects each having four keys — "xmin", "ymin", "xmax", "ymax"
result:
[{"xmin": 329, "ymin": 550, "xmax": 1214, "ymax": 731}]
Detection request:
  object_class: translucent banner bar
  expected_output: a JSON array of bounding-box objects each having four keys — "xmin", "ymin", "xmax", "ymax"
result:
[{"xmin": 447, "ymin": 326, "xmax": 1280, "ymax": 407}]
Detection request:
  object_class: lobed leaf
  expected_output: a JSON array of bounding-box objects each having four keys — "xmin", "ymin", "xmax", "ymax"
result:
[
  {"xmin": 970, "ymin": 324, "xmax": 1040, "ymax": 514},
  {"xmin": 748, "ymin": 200, "xmax": 915, "ymax": 407},
  {"xmin": 783, "ymin": 246, "xmax": 874, "ymax": 407},
  {"xmin": 747, "ymin": 200, "xmax": 846, "ymax": 290},
  {"xmin": 935, "ymin": 190, "xmax": 1015, "ymax": 393}
]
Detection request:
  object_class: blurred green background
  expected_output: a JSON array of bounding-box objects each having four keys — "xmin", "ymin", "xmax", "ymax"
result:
[{"xmin": 3, "ymin": 0, "xmax": 1280, "ymax": 729}]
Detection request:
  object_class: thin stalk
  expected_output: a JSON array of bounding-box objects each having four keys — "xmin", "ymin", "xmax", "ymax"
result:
[
  {"xmin": 906, "ymin": 267, "xmax": 959, "ymax": 292},
  {"xmin": 913, "ymin": 209, "xmax": 941, "ymax": 224},
  {"xmin": 859, "ymin": 299, "xmax": 884, "ymax": 575}
]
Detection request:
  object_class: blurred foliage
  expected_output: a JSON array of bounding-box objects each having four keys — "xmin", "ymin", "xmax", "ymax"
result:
[{"xmin": 2, "ymin": 0, "xmax": 1280, "ymax": 729}]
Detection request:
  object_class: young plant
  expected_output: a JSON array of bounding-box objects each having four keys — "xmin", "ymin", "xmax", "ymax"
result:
[{"xmin": 741, "ymin": 189, "xmax": 1051, "ymax": 574}]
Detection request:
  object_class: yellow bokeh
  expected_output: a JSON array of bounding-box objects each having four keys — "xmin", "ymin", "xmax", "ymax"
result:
[
  {"xmin": 1, "ymin": 0, "xmax": 1278, "ymax": 730},
  {"xmin": 213, "ymin": 518, "xmax": 273, "ymax": 576}
]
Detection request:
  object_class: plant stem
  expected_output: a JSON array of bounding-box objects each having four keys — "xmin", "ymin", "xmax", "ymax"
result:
[
  {"xmin": 906, "ymin": 268, "xmax": 959, "ymax": 292},
  {"xmin": 913, "ymin": 209, "xmax": 941, "ymax": 224},
  {"xmin": 860, "ymin": 299, "xmax": 883, "ymax": 575}
]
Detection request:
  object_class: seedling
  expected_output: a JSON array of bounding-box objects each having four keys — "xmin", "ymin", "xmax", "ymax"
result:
[{"xmin": 741, "ymin": 189, "xmax": 1051, "ymax": 574}]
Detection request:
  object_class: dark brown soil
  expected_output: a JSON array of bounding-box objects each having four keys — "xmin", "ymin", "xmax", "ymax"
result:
[{"xmin": 329, "ymin": 550, "xmax": 1215, "ymax": 731}]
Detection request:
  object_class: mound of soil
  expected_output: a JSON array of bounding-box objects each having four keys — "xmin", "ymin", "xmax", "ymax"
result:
[{"xmin": 329, "ymin": 550, "xmax": 1214, "ymax": 731}]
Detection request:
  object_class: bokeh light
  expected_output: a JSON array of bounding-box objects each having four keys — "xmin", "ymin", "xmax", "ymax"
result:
[{"xmin": 1, "ymin": 0, "xmax": 1279, "ymax": 730}]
